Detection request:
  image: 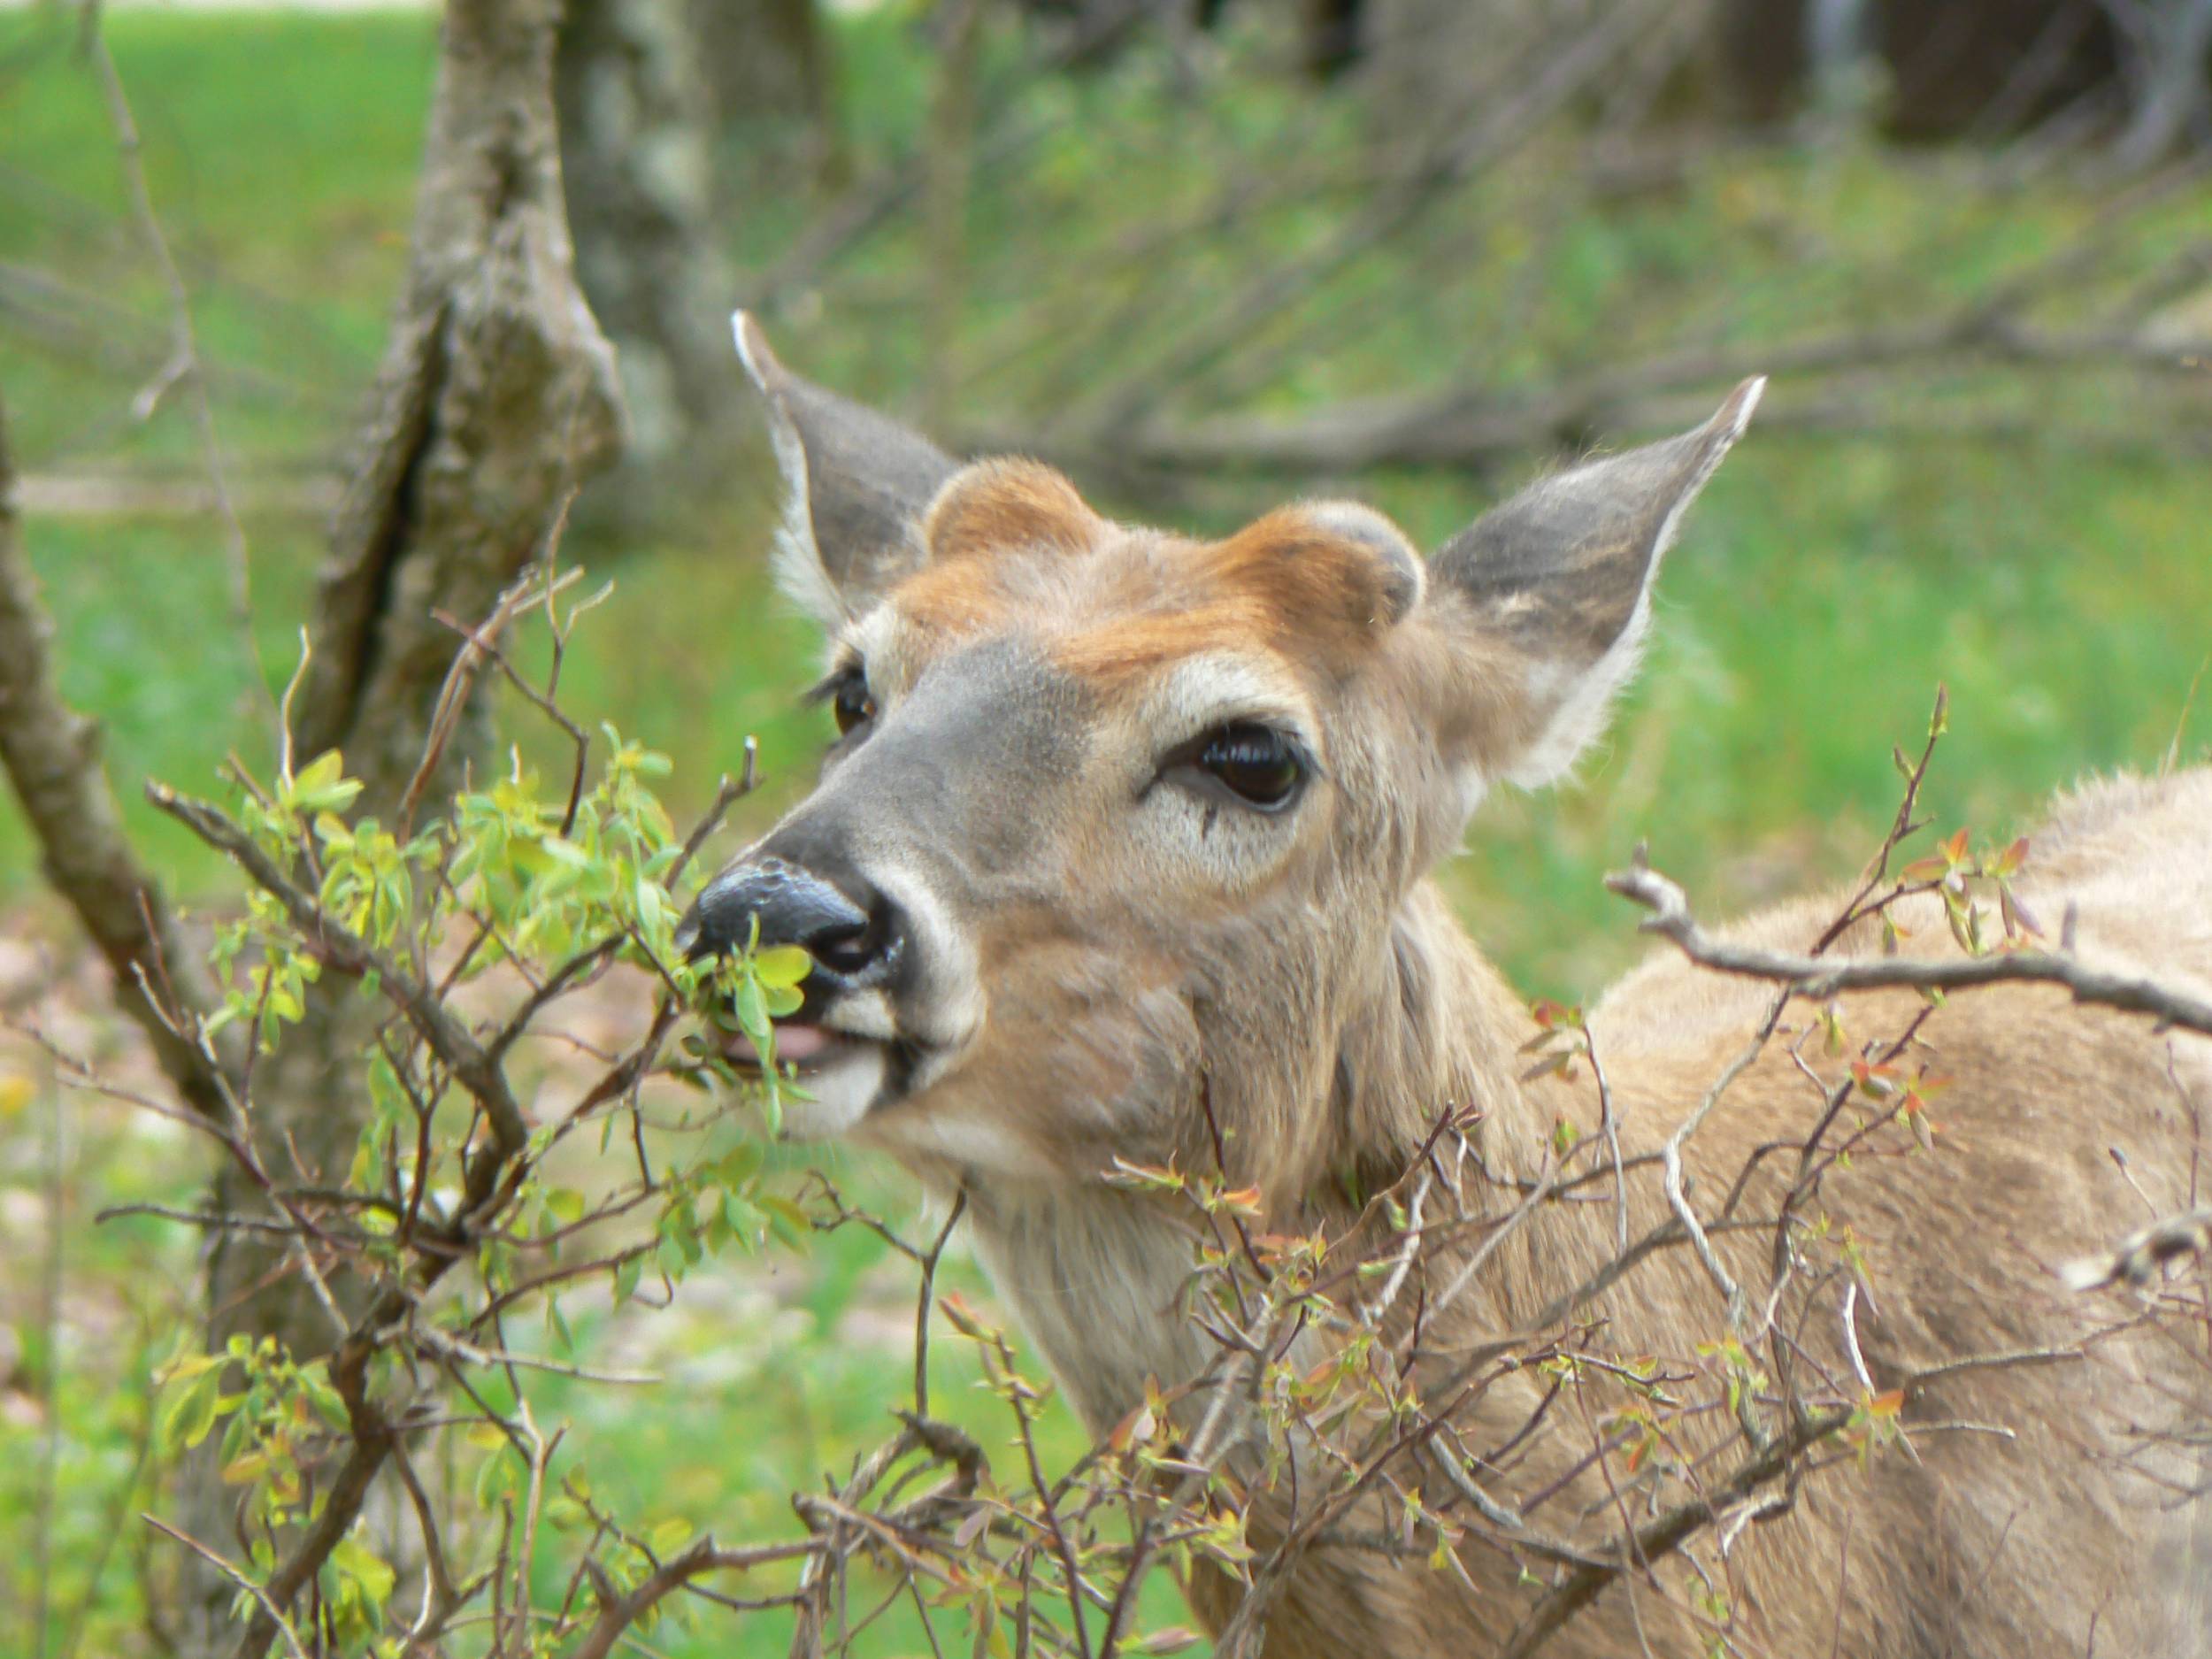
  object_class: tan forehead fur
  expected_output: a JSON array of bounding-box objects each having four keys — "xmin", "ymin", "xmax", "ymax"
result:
[{"xmin": 895, "ymin": 460, "xmax": 1409, "ymax": 686}]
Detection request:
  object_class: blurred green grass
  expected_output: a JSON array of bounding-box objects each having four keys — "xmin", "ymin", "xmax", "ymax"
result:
[{"xmin": 1, "ymin": 8, "xmax": 2208, "ymax": 1654}]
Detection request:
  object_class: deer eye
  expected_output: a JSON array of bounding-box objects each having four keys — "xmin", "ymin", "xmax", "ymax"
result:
[
  {"xmin": 1193, "ymin": 724, "xmax": 1305, "ymax": 811},
  {"xmin": 831, "ymin": 672, "xmax": 877, "ymax": 736}
]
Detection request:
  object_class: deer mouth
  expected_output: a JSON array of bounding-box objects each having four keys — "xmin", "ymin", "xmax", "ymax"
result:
[
  {"xmin": 716, "ymin": 1018, "xmax": 866, "ymax": 1076},
  {"xmin": 705, "ymin": 1001, "xmax": 915, "ymax": 1140}
]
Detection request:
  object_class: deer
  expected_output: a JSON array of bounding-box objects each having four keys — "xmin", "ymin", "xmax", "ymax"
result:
[{"xmin": 677, "ymin": 312, "xmax": 2212, "ymax": 1658}]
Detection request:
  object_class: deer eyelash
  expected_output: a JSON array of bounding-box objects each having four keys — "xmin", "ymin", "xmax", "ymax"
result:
[{"xmin": 803, "ymin": 662, "xmax": 864, "ymax": 707}]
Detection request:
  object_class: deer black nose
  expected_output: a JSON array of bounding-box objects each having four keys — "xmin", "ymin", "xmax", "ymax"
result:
[{"xmin": 678, "ymin": 858, "xmax": 901, "ymax": 987}]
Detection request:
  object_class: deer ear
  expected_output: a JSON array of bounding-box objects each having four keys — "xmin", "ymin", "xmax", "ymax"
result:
[
  {"xmin": 734, "ymin": 311, "xmax": 961, "ymax": 626},
  {"xmin": 1425, "ymin": 378, "xmax": 1763, "ymax": 795}
]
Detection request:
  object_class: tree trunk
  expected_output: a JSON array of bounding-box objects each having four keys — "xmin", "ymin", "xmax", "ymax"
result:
[
  {"xmin": 2109, "ymin": 0, "xmax": 2212, "ymax": 167},
  {"xmin": 557, "ymin": 0, "xmax": 743, "ymax": 506},
  {"xmin": 924, "ymin": 0, "xmax": 984, "ymax": 435},
  {"xmin": 1711, "ymin": 0, "xmax": 2130, "ymax": 137},
  {"xmin": 1354, "ymin": 0, "xmax": 1580, "ymax": 146},
  {"xmin": 1714, "ymin": 0, "xmax": 1807, "ymax": 122},
  {"xmin": 172, "ymin": 0, "xmax": 621, "ymax": 1647},
  {"xmin": 690, "ymin": 0, "xmax": 844, "ymax": 188},
  {"xmin": 1876, "ymin": 0, "xmax": 2119, "ymax": 138}
]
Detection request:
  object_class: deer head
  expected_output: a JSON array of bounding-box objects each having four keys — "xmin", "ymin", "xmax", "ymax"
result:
[{"xmin": 681, "ymin": 314, "xmax": 1760, "ymax": 1216}]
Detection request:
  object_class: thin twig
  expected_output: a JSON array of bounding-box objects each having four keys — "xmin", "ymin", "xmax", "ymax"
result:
[
  {"xmin": 1608, "ymin": 847, "xmax": 2212, "ymax": 1037},
  {"xmin": 31, "ymin": 1078, "xmax": 63, "ymax": 1659},
  {"xmin": 80, "ymin": 2, "xmax": 261, "ymax": 682},
  {"xmin": 143, "ymin": 782, "xmax": 527, "ymax": 1163},
  {"xmin": 140, "ymin": 1517, "xmax": 311, "ymax": 1659},
  {"xmin": 401, "ymin": 561, "xmax": 585, "ymax": 837},
  {"xmin": 0, "ymin": 400, "xmax": 240, "ymax": 1119}
]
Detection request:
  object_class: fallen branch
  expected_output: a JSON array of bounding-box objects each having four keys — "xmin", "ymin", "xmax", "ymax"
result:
[{"xmin": 1004, "ymin": 312, "xmax": 2212, "ymax": 480}]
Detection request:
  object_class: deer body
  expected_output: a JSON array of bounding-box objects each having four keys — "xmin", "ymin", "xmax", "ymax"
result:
[
  {"xmin": 682, "ymin": 316, "xmax": 2212, "ymax": 1656},
  {"xmin": 993, "ymin": 789, "xmax": 2211, "ymax": 1657}
]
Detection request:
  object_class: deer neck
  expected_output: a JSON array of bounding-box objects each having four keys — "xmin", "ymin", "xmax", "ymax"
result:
[
  {"xmin": 1324, "ymin": 878, "xmax": 1549, "ymax": 1201},
  {"xmin": 955, "ymin": 878, "xmax": 1545, "ymax": 1438},
  {"xmin": 962, "ymin": 1181, "xmax": 1217, "ymax": 1436}
]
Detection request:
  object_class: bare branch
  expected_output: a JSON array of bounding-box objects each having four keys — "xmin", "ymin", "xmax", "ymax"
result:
[
  {"xmin": 0, "ymin": 395, "xmax": 242, "ymax": 1120},
  {"xmin": 141, "ymin": 1516, "xmax": 311, "ymax": 1659},
  {"xmin": 2063, "ymin": 1206, "xmax": 2212, "ymax": 1291},
  {"xmin": 567, "ymin": 1536, "xmax": 821, "ymax": 1659},
  {"xmin": 1606, "ymin": 847, "xmax": 2212, "ymax": 1038},
  {"xmin": 142, "ymin": 782, "xmax": 527, "ymax": 1179}
]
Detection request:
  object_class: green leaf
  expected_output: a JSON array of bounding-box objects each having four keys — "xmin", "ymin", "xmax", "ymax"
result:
[
  {"xmin": 733, "ymin": 977, "xmax": 769, "ymax": 1037},
  {"xmin": 720, "ymin": 1190, "xmax": 759, "ymax": 1248},
  {"xmin": 634, "ymin": 875, "xmax": 666, "ymax": 935},
  {"xmin": 751, "ymin": 945, "xmax": 814, "ymax": 989},
  {"xmin": 289, "ymin": 750, "xmax": 365, "ymax": 816},
  {"xmin": 292, "ymin": 749, "xmax": 342, "ymax": 796},
  {"xmin": 757, "ymin": 1194, "xmax": 810, "ymax": 1253},
  {"xmin": 544, "ymin": 1188, "xmax": 587, "ymax": 1226},
  {"xmin": 474, "ymin": 1445, "xmax": 520, "ymax": 1509},
  {"xmin": 303, "ymin": 1365, "xmax": 350, "ymax": 1434},
  {"xmin": 160, "ymin": 1364, "xmax": 227, "ymax": 1453},
  {"xmin": 715, "ymin": 1142, "xmax": 764, "ymax": 1188},
  {"xmin": 538, "ymin": 835, "xmax": 592, "ymax": 869},
  {"xmin": 613, "ymin": 1254, "xmax": 644, "ymax": 1304},
  {"xmin": 328, "ymin": 1531, "xmax": 396, "ymax": 1604}
]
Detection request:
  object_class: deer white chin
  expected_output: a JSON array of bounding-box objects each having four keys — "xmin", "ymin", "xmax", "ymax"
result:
[
  {"xmin": 777, "ymin": 1040, "xmax": 889, "ymax": 1139},
  {"xmin": 719, "ymin": 1023, "xmax": 891, "ymax": 1139}
]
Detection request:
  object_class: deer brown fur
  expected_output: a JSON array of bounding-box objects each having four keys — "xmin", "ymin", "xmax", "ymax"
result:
[{"xmin": 690, "ymin": 313, "xmax": 2211, "ymax": 1656}]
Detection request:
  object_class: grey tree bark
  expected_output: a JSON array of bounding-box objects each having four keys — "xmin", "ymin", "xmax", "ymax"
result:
[
  {"xmin": 557, "ymin": 0, "xmax": 741, "ymax": 504},
  {"xmin": 2108, "ymin": 0, "xmax": 2212, "ymax": 166},
  {"xmin": 690, "ymin": 0, "xmax": 843, "ymax": 187}
]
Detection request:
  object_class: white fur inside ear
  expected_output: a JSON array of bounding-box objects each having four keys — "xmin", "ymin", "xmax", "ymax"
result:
[
  {"xmin": 1447, "ymin": 375, "xmax": 1765, "ymax": 803},
  {"xmin": 1499, "ymin": 380, "xmax": 1762, "ymax": 789},
  {"xmin": 1502, "ymin": 592, "xmax": 1651, "ymax": 789},
  {"xmin": 733, "ymin": 311, "xmax": 848, "ymax": 627}
]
